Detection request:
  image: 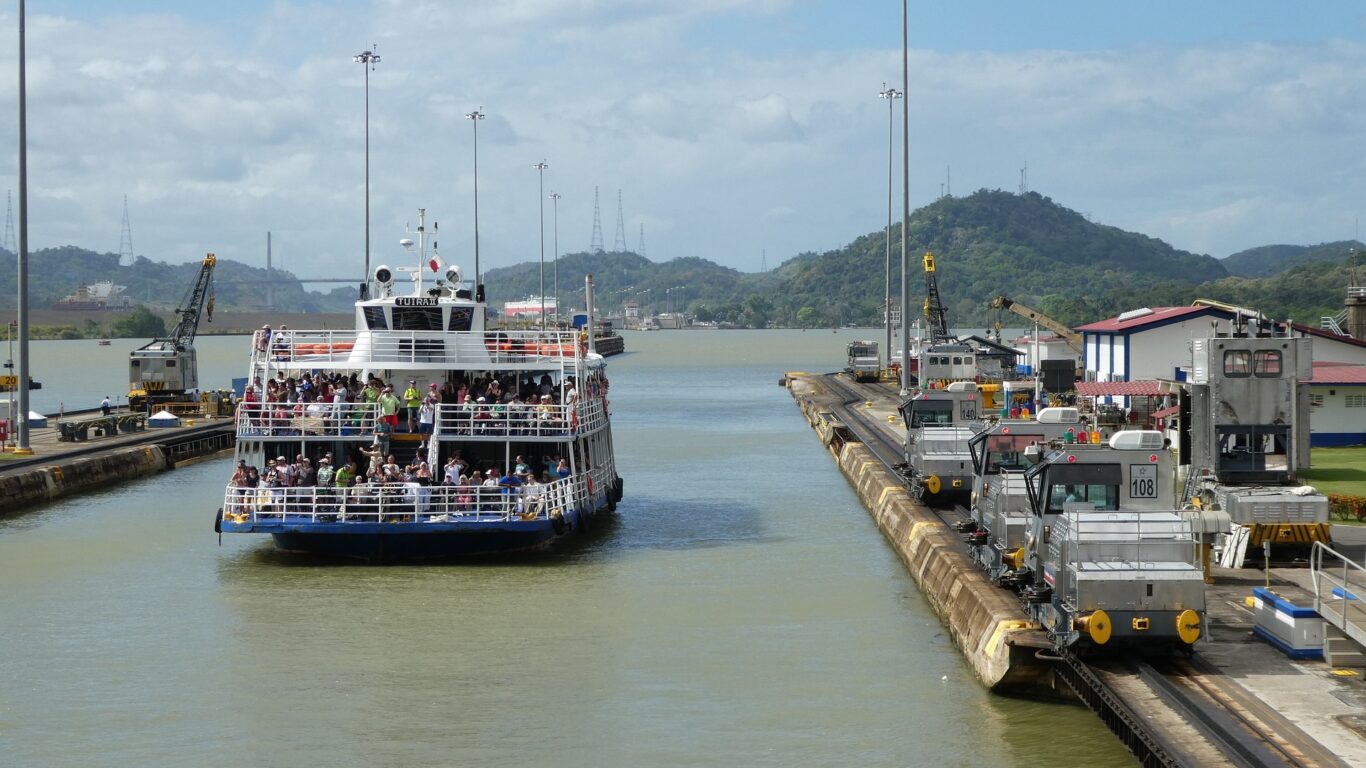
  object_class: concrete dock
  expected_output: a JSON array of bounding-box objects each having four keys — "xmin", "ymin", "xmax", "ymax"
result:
[
  {"xmin": 0, "ymin": 409, "xmax": 234, "ymax": 515},
  {"xmin": 787, "ymin": 370, "xmax": 1366, "ymax": 766}
]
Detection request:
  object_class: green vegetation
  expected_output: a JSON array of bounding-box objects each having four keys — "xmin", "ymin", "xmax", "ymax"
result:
[
  {"xmin": 1304, "ymin": 447, "xmax": 1366, "ymax": 497},
  {"xmin": 110, "ymin": 305, "xmax": 168, "ymax": 338},
  {"xmin": 3, "ymin": 190, "xmax": 1355, "ymax": 329},
  {"xmin": 1221, "ymin": 241, "xmax": 1361, "ymax": 278}
]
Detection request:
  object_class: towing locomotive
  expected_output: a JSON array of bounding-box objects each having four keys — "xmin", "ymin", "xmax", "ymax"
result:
[
  {"xmin": 1012, "ymin": 430, "xmax": 1205, "ymax": 651},
  {"xmin": 899, "ymin": 380, "xmax": 981, "ymax": 505}
]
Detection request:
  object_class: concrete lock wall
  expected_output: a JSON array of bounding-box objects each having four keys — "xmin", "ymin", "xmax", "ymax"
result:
[
  {"xmin": 0, "ymin": 445, "xmax": 169, "ymax": 516},
  {"xmin": 790, "ymin": 375, "xmax": 1055, "ymax": 695}
]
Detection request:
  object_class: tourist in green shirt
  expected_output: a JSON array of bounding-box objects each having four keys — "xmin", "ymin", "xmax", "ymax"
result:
[{"xmin": 403, "ymin": 380, "xmax": 421, "ymax": 432}]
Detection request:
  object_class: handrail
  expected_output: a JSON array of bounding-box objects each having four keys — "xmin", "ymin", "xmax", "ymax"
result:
[
  {"xmin": 250, "ymin": 329, "xmax": 587, "ymax": 369},
  {"xmin": 235, "ymin": 402, "xmax": 379, "ymax": 438},
  {"xmin": 433, "ymin": 397, "xmax": 606, "ymax": 439},
  {"xmin": 1311, "ymin": 540, "xmax": 1366, "ymax": 647},
  {"xmin": 222, "ymin": 472, "xmax": 600, "ymax": 525}
]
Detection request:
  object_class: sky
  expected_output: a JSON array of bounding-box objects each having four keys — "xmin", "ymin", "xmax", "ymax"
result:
[{"xmin": 4, "ymin": 1, "xmax": 1366, "ymax": 283}]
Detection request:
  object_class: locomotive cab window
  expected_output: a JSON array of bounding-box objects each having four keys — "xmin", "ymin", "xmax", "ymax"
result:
[
  {"xmin": 1222, "ymin": 349, "xmax": 1251, "ymax": 377},
  {"xmin": 1042, "ymin": 463, "xmax": 1122, "ymax": 513},
  {"xmin": 983, "ymin": 433, "xmax": 1043, "ymax": 473},
  {"xmin": 1253, "ymin": 350, "xmax": 1282, "ymax": 377},
  {"xmin": 908, "ymin": 401, "xmax": 952, "ymax": 427}
]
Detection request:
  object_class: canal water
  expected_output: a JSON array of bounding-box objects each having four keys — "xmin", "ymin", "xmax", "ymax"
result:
[{"xmin": 2, "ymin": 331, "xmax": 1132, "ymax": 767}]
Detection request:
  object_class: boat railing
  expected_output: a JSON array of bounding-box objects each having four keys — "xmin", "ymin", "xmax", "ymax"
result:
[
  {"xmin": 235, "ymin": 402, "xmax": 379, "ymax": 438},
  {"xmin": 222, "ymin": 472, "xmax": 597, "ymax": 525},
  {"xmin": 250, "ymin": 329, "xmax": 585, "ymax": 369},
  {"xmin": 433, "ymin": 397, "xmax": 606, "ymax": 440}
]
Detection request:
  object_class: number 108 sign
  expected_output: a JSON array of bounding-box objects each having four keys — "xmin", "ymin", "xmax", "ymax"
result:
[{"xmin": 1129, "ymin": 465, "xmax": 1157, "ymax": 499}]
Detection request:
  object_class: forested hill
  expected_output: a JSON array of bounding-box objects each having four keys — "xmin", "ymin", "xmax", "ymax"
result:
[
  {"xmin": 1221, "ymin": 240, "xmax": 1362, "ymax": 278},
  {"xmin": 3, "ymin": 190, "xmax": 1354, "ymax": 328},
  {"xmin": 0, "ymin": 246, "xmax": 355, "ymax": 312},
  {"xmin": 769, "ymin": 190, "xmax": 1230, "ymax": 327}
]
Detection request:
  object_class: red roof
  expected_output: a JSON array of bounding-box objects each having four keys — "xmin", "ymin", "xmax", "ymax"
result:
[
  {"xmin": 1309, "ymin": 361, "xmax": 1366, "ymax": 385},
  {"xmin": 1074, "ymin": 306, "xmax": 1224, "ymax": 333},
  {"xmin": 1150, "ymin": 405, "xmax": 1180, "ymax": 420},
  {"xmin": 1289, "ymin": 322, "xmax": 1366, "ymax": 350},
  {"xmin": 1075, "ymin": 380, "xmax": 1166, "ymax": 396}
]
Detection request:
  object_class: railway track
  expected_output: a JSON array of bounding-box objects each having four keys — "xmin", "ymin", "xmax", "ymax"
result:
[{"xmin": 818, "ymin": 372, "xmax": 1347, "ymax": 768}]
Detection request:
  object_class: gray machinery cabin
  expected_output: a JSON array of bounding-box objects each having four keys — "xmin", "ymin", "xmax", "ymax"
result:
[
  {"xmin": 1181, "ymin": 327, "xmax": 1329, "ymax": 553},
  {"xmin": 1020, "ymin": 430, "xmax": 1205, "ymax": 651},
  {"xmin": 128, "ymin": 253, "xmax": 216, "ymax": 410},
  {"xmin": 845, "ymin": 340, "xmax": 880, "ymax": 383},
  {"xmin": 899, "ymin": 380, "xmax": 981, "ymax": 504},
  {"xmin": 964, "ymin": 407, "xmax": 1082, "ymax": 583}
]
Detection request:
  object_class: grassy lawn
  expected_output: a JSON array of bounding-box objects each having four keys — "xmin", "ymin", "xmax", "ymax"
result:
[{"xmin": 1304, "ymin": 446, "xmax": 1366, "ymax": 497}]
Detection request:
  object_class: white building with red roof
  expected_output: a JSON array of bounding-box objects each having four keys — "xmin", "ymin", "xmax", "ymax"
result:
[
  {"xmin": 1074, "ymin": 305, "xmax": 1238, "ymax": 387},
  {"xmin": 1308, "ymin": 361, "xmax": 1366, "ymax": 446}
]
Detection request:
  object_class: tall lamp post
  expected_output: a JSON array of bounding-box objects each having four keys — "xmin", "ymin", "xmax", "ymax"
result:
[
  {"xmin": 14, "ymin": 0, "xmax": 31, "ymax": 453},
  {"xmin": 465, "ymin": 107, "xmax": 484, "ymax": 292},
  {"xmin": 353, "ymin": 45, "xmax": 380, "ymax": 297},
  {"xmin": 878, "ymin": 84, "xmax": 902, "ymax": 370},
  {"xmin": 549, "ymin": 191, "xmax": 561, "ymax": 322},
  {"xmin": 898, "ymin": 0, "xmax": 912, "ymax": 395},
  {"xmin": 533, "ymin": 161, "xmax": 549, "ymax": 330}
]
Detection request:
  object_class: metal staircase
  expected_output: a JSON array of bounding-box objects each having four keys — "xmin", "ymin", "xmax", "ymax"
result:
[
  {"xmin": 1320, "ymin": 310, "xmax": 1348, "ymax": 336},
  {"xmin": 1310, "ymin": 541, "xmax": 1366, "ymax": 666}
]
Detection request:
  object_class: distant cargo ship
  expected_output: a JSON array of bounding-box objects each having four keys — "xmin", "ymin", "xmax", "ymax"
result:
[
  {"xmin": 51, "ymin": 281, "xmax": 131, "ymax": 311},
  {"xmin": 504, "ymin": 296, "xmax": 557, "ymax": 320}
]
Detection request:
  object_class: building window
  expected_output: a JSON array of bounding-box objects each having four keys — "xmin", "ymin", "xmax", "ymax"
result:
[
  {"xmin": 1310, "ymin": 393, "xmax": 1324, "ymax": 407},
  {"xmin": 1347, "ymin": 394, "xmax": 1366, "ymax": 408},
  {"xmin": 1223, "ymin": 349, "xmax": 1251, "ymax": 377},
  {"xmin": 1253, "ymin": 350, "xmax": 1282, "ymax": 377}
]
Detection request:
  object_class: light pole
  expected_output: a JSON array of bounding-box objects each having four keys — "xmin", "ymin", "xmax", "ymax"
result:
[
  {"xmin": 533, "ymin": 161, "xmax": 549, "ymax": 330},
  {"xmin": 879, "ymin": 84, "xmax": 902, "ymax": 369},
  {"xmin": 15, "ymin": 0, "xmax": 32, "ymax": 453},
  {"xmin": 353, "ymin": 45, "xmax": 380, "ymax": 298},
  {"xmin": 899, "ymin": 0, "xmax": 912, "ymax": 395},
  {"xmin": 549, "ymin": 191, "xmax": 561, "ymax": 323},
  {"xmin": 465, "ymin": 107, "xmax": 484, "ymax": 292}
]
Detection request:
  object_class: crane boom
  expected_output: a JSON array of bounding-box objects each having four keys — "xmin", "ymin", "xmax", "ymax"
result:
[
  {"xmin": 169, "ymin": 253, "xmax": 216, "ymax": 348},
  {"xmin": 989, "ymin": 295, "xmax": 1083, "ymax": 354},
  {"xmin": 922, "ymin": 251, "xmax": 952, "ymax": 345}
]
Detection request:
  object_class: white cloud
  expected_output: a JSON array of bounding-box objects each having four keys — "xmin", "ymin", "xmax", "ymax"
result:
[{"xmin": 2, "ymin": 5, "xmax": 1366, "ymax": 285}]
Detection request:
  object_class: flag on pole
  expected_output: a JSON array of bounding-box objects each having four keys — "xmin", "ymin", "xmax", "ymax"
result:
[{"xmin": 429, "ymin": 252, "xmax": 444, "ymax": 273}]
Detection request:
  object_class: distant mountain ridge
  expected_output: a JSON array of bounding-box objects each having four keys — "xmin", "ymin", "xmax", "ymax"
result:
[
  {"xmin": 1220, "ymin": 240, "xmax": 1362, "ymax": 278},
  {"xmin": 2, "ymin": 190, "xmax": 1353, "ymax": 328}
]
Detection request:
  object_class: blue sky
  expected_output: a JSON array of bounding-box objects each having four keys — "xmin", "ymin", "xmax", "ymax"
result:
[{"xmin": 4, "ymin": 1, "xmax": 1366, "ymax": 282}]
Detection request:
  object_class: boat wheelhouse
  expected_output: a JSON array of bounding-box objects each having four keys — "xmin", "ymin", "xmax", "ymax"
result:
[{"xmin": 216, "ymin": 212, "xmax": 622, "ymax": 560}]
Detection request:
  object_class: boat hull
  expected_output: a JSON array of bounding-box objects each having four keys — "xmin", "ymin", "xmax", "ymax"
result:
[{"xmin": 220, "ymin": 499, "xmax": 612, "ymax": 562}]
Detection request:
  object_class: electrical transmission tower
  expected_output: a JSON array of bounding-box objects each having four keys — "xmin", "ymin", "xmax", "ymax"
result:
[
  {"xmin": 589, "ymin": 186, "xmax": 605, "ymax": 254},
  {"xmin": 637, "ymin": 223, "xmax": 645, "ymax": 257},
  {"xmin": 118, "ymin": 194, "xmax": 135, "ymax": 266},
  {"xmin": 613, "ymin": 189, "xmax": 627, "ymax": 252},
  {"xmin": 2, "ymin": 190, "xmax": 15, "ymax": 254}
]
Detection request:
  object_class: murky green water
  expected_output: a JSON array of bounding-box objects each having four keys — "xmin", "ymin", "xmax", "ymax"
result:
[{"xmin": 1, "ymin": 331, "xmax": 1132, "ymax": 766}]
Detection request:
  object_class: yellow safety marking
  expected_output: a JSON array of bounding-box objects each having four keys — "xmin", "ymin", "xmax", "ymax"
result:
[
  {"xmin": 984, "ymin": 619, "xmax": 1030, "ymax": 656},
  {"xmin": 878, "ymin": 485, "xmax": 902, "ymax": 506},
  {"xmin": 906, "ymin": 521, "xmax": 932, "ymax": 541},
  {"xmin": 1332, "ymin": 669, "xmax": 1360, "ymax": 677}
]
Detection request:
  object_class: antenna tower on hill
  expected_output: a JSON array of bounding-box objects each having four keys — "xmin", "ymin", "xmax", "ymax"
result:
[
  {"xmin": 637, "ymin": 223, "xmax": 646, "ymax": 257},
  {"xmin": 589, "ymin": 186, "xmax": 605, "ymax": 254},
  {"xmin": 613, "ymin": 189, "xmax": 627, "ymax": 252},
  {"xmin": 118, "ymin": 194, "xmax": 135, "ymax": 266},
  {"xmin": 2, "ymin": 190, "xmax": 15, "ymax": 254},
  {"xmin": 761, "ymin": 248, "xmax": 767, "ymax": 273}
]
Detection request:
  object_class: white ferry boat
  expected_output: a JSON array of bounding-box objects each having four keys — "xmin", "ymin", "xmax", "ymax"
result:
[{"xmin": 215, "ymin": 211, "xmax": 623, "ymax": 560}]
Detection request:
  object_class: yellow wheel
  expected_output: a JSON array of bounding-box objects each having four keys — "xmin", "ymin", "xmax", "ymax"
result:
[
  {"xmin": 1176, "ymin": 609, "xmax": 1201, "ymax": 645},
  {"xmin": 924, "ymin": 474, "xmax": 942, "ymax": 495},
  {"xmin": 1077, "ymin": 609, "xmax": 1111, "ymax": 645}
]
